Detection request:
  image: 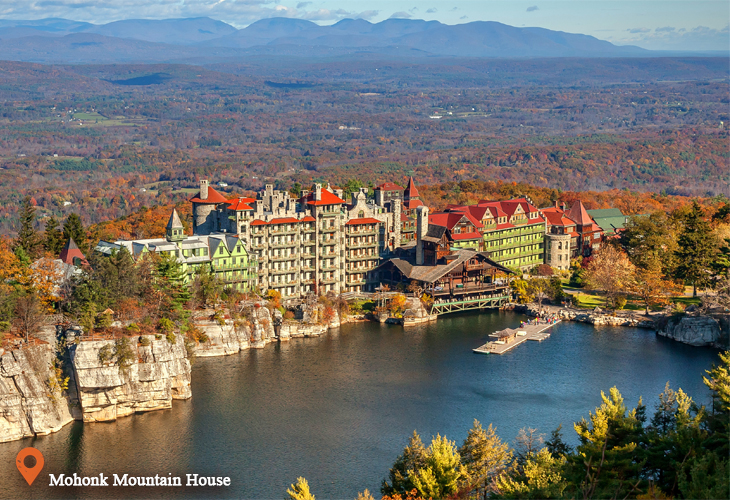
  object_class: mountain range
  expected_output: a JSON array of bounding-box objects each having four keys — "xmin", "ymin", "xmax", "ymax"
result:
[{"xmin": 0, "ymin": 16, "xmax": 654, "ymax": 64}]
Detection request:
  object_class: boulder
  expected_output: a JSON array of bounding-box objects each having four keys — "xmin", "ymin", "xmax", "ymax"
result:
[{"xmin": 657, "ymin": 315, "xmax": 722, "ymax": 347}]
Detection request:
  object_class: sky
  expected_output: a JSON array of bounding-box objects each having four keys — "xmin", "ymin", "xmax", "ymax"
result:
[{"xmin": 0, "ymin": 0, "xmax": 728, "ymax": 51}]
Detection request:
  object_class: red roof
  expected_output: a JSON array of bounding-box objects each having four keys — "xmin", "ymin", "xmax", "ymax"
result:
[
  {"xmin": 541, "ymin": 207, "xmax": 575, "ymax": 227},
  {"xmin": 568, "ymin": 200, "xmax": 594, "ymax": 226},
  {"xmin": 404, "ymin": 199, "xmax": 424, "ymax": 209},
  {"xmin": 429, "ymin": 211, "xmax": 484, "ymax": 231},
  {"xmin": 227, "ymin": 198, "xmax": 254, "ymax": 211},
  {"xmin": 345, "ymin": 218, "xmax": 381, "ymax": 225},
  {"xmin": 300, "ymin": 188, "xmax": 345, "ymax": 206},
  {"xmin": 375, "ymin": 182, "xmax": 404, "ymax": 191},
  {"xmin": 404, "ymin": 177, "xmax": 420, "ymax": 199},
  {"xmin": 301, "ymin": 216, "xmax": 316, "ymax": 222},
  {"xmin": 59, "ymin": 238, "xmax": 86, "ymax": 265},
  {"xmin": 400, "ymin": 213, "xmax": 413, "ymax": 222},
  {"xmin": 451, "ymin": 232, "xmax": 483, "ymax": 241},
  {"xmin": 269, "ymin": 217, "xmax": 301, "ymax": 224},
  {"xmin": 190, "ymin": 186, "xmax": 229, "ymax": 204},
  {"xmin": 250, "ymin": 219, "xmax": 268, "ymax": 226}
]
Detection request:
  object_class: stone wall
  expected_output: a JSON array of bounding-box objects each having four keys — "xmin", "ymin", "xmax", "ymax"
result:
[
  {"xmin": 68, "ymin": 335, "xmax": 191, "ymax": 423},
  {"xmin": 0, "ymin": 344, "xmax": 74, "ymax": 443}
]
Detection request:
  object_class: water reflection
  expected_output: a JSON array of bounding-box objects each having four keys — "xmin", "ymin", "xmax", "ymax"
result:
[{"xmin": 0, "ymin": 312, "xmax": 719, "ymax": 499}]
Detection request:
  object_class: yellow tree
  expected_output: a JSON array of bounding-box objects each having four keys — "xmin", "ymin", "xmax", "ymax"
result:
[
  {"xmin": 630, "ymin": 257, "xmax": 683, "ymax": 315},
  {"xmin": 583, "ymin": 245, "xmax": 636, "ymax": 309}
]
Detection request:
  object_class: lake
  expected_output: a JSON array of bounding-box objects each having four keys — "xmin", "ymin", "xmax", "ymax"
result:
[{"xmin": 0, "ymin": 311, "xmax": 720, "ymax": 499}]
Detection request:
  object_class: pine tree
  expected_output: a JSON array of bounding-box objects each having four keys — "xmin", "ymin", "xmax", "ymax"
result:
[
  {"xmin": 286, "ymin": 477, "xmax": 315, "ymax": 500},
  {"xmin": 381, "ymin": 430, "xmax": 428, "ymax": 496},
  {"xmin": 15, "ymin": 196, "xmax": 40, "ymax": 258},
  {"xmin": 674, "ymin": 202, "xmax": 718, "ymax": 297},
  {"xmin": 63, "ymin": 213, "xmax": 88, "ymax": 254},
  {"xmin": 545, "ymin": 424, "xmax": 573, "ymax": 459},
  {"xmin": 43, "ymin": 216, "xmax": 64, "ymax": 256},
  {"xmin": 459, "ymin": 420, "xmax": 513, "ymax": 499},
  {"xmin": 410, "ymin": 434, "xmax": 464, "ymax": 500}
]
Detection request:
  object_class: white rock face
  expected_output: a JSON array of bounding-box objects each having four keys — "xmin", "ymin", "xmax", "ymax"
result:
[
  {"xmin": 69, "ymin": 335, "xmax": 191, "ymax": 423},
  {"xmin": 657, "ymin": 315, "xmax": 722, "ymax": 347},
  {"xmin": 0, "ymin": 345, "xmax": 74, "ymax": 443}
]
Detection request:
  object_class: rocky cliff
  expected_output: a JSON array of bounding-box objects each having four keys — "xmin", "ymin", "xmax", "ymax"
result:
[
  {"xmin": 0, "ymin": 344, "xmax": 74, "ymax": 443},
  {"xmin": 68, "ymin": 335, "xmax": 192, "ymax": 422},
  {"xmin": 193, "ymin": 304, "xmax": 277, "ymax": 356},
  {"xmin": 656, "ymin": 314, "xmax": 726, "ymax": 347}
]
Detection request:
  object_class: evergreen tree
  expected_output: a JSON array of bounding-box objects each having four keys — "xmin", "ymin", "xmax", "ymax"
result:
[
  {"xmin": 15, "ymin": 195, "xmax": 40, "ymax": 258},
  {"xmin": 154, "ymin": 252, "xmax": 190, "ymax": 319},
  {"xmin": 409, "ymin": 434, "xmax": 464, "ymax": 500},
  {"xmin": 92, "ymin": 248, "xmax": 139, "ymax": 308},
  {"xmin": 63, "ymin": 213, "xmax": 88, "ymax": 253},
  {"xmin": 564, "ymin": 387, "xmax": 648, "ymax": 499},
  {"xmin": 495, "ymin": 448, "xmax": 566, "ymax": 499},
  {"xmin": 674, "ymin": 202, "xmax": 718, "ymax": 297},
  {"xmin": 459, "ymin": 420, "xmax": 513, "ymax": 500},
  {"xmin": 381, "ymin": 430, "xmax": 428, "ymax": 496},
  {"xmin": 43, "ymin": 216, "xmax": 64, "ymax": 256},
  {"xmin": 545, "ymin": 424, "xmax": 572, "ymax": 459},
  {"xmin": 286, "ymin": 477, "xmax": 315, "ymax": 500}
]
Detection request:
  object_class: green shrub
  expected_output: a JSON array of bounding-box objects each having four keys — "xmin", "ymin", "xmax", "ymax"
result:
[
  {"xmin": 166, "ymin": 332, "xmax": 177, "ymax": 344},
  {"xmin": 126, "ymin": 323, "xmax": 140, "ymax": 333},
  {"xmin": 139, "ymin": 336, "xmax": 151, "ymax": 346},
  {"xmin": 0, "ymin": 321, "xmax": 10, "ymax": 333},
  {"xmin": 98, "ymin": 344, "xmax": 113, "ymax": 364},
  {"xmin": 158, "ymin": 318, "xmax": 174, "ymax": 334},
  {"xmin": 113, "ymin": 337, "xmax": 135, "ymax": 373}
]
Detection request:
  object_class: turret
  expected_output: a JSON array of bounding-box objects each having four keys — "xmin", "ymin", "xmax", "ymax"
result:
[{"xmin": 166, "ymin": 209, "xmax": 184, "ymax": 242}]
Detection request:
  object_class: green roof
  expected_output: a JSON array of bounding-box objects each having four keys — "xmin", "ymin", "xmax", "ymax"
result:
[{"xmin": 586, "ymin": 208, "xmax": 624, "ymax": 218}]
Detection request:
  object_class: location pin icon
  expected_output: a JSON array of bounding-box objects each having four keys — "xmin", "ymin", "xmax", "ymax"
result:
[{"xmin": 16, "ymin": 447, "xmax": 44, "ymax": 486}]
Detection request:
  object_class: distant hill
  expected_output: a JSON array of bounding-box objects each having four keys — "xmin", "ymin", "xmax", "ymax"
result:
[{"xmin": 0, "ymin": 16, "xmax": 652, "ymax": 63}]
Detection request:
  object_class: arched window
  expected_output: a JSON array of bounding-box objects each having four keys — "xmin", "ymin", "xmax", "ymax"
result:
[
  {"xmin": 358, "ymin": 210, "xmax": 365, "ymax": 218},
  {"xmin": 558, "ymin": 241, "xmax": 562, "ymax": 250}
]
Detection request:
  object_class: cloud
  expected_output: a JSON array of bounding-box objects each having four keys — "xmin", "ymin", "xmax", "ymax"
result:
[
  {"xmin": 409, "ymin": 7, "xmax": 418, "ymax": 13},
  {"xmin": 627, "ymin": 27, "xmax": 651, "ymax": 33},
  {"xmin": 460, "ymin": 15, "xmax": 468, "ymax": 20},
  {"xmin": 426, "ymin": 8, "xmax": 436, "ymax": 14},
  {"xmin": 354, "ymin": 10, "xmax": 379, "ymax": 20},
  {"xmin": 617, "ymin": 24, "xmax": 730, "ymax": 51},
  {"xmin": 389, "ymin": 11, "xmax": 411, "ymax": 19},
  {"xmin": 450, "ymin": 7, "xmax": 458, "ymax": 11},
  {"xmin": 526, "ymin": 6, "xmax": 538, "ymax": 12}
]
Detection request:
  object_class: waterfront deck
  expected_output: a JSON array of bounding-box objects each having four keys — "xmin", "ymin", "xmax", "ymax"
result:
[{"xmin": 473, "ymin": 321, "xmax": 560, "ymax": 355}]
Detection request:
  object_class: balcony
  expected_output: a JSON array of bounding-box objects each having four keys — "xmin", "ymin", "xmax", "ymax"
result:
[
  {"xmin": 271, "ymin": 254, "xmax": 297, "ymax": 261},
  {"xmin": 347, "ymin": 240, "xmax": 377, "ymax": 249}
]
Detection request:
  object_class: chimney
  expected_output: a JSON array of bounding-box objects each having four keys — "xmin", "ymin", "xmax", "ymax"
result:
[
  {"xmin": 392, "ymin": 198, "xmax": 402, "ymax": 250},
  {"xmin": 562, "ymin": 202, "xmax": 567, "ymax": 211},
  {"xmin": 416, "ymin": 205, "xmax": 429, "ymax": 266},
  {"xmin": 200, "ymin": 180, "xmax": 209, "ymax": 201},
  {"xmin": 554, "ymin": 200, "xmax": 559, "ymax": 209},
  {"xmin": 315, "ymin": 183, "xmax": 322, "ymax": 202}
]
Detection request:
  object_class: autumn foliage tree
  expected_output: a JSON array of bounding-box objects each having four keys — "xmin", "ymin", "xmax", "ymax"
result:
[{"xmin": 583, "ymin": 245, "xmax": 636, "ymax": 309}]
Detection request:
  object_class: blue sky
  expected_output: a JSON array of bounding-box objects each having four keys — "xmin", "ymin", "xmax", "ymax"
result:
[{"xmin": 0, "ymin": 0, "xmax": 728, "ymax": 50}]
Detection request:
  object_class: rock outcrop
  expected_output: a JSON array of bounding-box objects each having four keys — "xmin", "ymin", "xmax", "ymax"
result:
[
  {"xmin": 402, "ymin": 297, "xmax": 438, "ymax": 326},
  {"xmin": 656, "ymin": 315, "xmax": 722, "ymax": 347},
  {"xmin": 192, "ymin": 304, "xmax": 277, "ymax": 356},
  {"xmin": 69, "ymin": 335, "xmax": 191, "ymax": 423},
  {"xmin": 0, "ymin": 345, "xmax": 74, "ymax": 443}
]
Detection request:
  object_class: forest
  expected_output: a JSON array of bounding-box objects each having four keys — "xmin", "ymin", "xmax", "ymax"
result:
[{"xmin": 0, "ymin": 58, "xmax": 727, "ymax": 235}]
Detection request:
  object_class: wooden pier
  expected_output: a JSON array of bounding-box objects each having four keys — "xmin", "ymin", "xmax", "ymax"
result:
[{"xmin": 473, "ymin": 320, "xmax": 560, "ymax": 355}]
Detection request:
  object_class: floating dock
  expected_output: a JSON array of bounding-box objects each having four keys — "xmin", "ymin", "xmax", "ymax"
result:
[{"xmin": 473, "ymin": 321, "xmax": 560, "ymax": 355}]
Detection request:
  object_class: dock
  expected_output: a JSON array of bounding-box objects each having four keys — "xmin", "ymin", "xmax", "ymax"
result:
[{"xmin": 473, "ymin": 321, "xmax": 560, "ymax": 355}]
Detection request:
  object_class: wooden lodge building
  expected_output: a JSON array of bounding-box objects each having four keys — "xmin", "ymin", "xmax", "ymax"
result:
[{"xmin": 370, "ymin": 206, "xmax": 512, "ymax": 297}]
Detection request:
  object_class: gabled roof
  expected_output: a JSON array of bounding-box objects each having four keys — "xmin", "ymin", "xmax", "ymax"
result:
[
  {"xmin": 299, "ymin": 188, "xmax": 345, "ymax": 206},
  {"xmin": 190, "ymin": 186, "xmax": 229, "ymax": 204},
  {"xmin": 345, "ymin": 218, "xmax": 381, "ymax": 225},
  {"xmin": 301, "ymin": 216, "xmax": 316, "ymax": 222},
  {"xmin": 404, "ymin": 199, "xmax": 424, "ymax": 209},
  {"xmin": 166, "ymin": 209, "xmax": 183, "ymax": 230},
  {"xmin": 423, "ymin": 224, "xmax": 448, "ymax": 243},
  {"xmin": 59, "ymin": 238, "xmax": 86, "ymax": 265},
  {"xmin": 404, "ymin": 177, "xmax": 420, "ymax": 199},
  {"xmin": 374, "ymin": 249, "xmax": 511, "ymax": 284},
  {"xmin": 250, "ymin": 219, "xmax": 268, "ymax": 226},
  {"xmin": 541, "ymin": 207, "xmax": 576, "ymax": 228},
  {"xmin": 568, "ymin": 200, "xmax": 594, "ymax": 226},
  {"xmin": 429, "ymin": 211, "xmax": 484, "ymax": 231},
  {"xmin": 375, "ymin": 182, "xmax": 404, "ymax": 191},
  {"xmin": 227, "ymin": 198, "xmax": 255, "ymax": 211}
]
